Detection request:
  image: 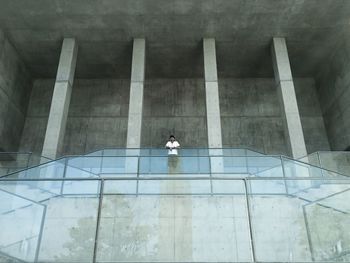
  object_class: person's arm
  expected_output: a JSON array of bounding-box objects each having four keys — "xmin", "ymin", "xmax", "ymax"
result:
[
  {"xmin": 174, "ymin": 141, "xmax": 180, "ymax": 149},
  {"xmin": 165, "ymin": 141, "xmax": 171, "ymax": 149}
]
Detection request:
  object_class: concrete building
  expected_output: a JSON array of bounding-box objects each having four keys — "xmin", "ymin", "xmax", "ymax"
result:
[
  {"xmin": 0, "ymin": 0, "xmax": 349, "ymax": 159},
  {"xmin": 1, "ymin": 1, "xmax": 350, "ymax": 263}
]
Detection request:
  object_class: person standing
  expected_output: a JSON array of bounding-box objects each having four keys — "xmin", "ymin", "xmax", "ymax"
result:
[
  {"xmin": 165, "ymin": 135, "xmax": 180, "ymax": 155},
  {"xmin": 165, "ymin": 135, "xmax": 180, "ymax": 174}
]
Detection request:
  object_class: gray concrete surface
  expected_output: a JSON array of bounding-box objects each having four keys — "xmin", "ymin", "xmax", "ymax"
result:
[
  {"xmin": 0, "ymin": 0, "xmax": 346, "ymax": 155},
  {"xmin": 317, "ymin": 34, "xmax": 350, "ymax": 151},
  {"xmin": 272, "ymin": 38, "xmax": 307, "ymax": 159},
  {"xmin": 220, "ymin": 78, "xmax": 329, "ymax": 155},
  {"xmin": 0, "ymin": 30, "xmax": 32, "ymax": 152},
  {"xmin": 203, "ymin": 38, "xmax": 222, "ymax": 149},
  {"xmin": 42, "ymin": 38, "xmax": 78, "ymax": 159},
  {"xmin": 0, "ymin": 0, "xmax": 348, "ymax": 79},
  {"xmin": 126, "ymin": 39, "xmax": 146, "ymax": 148},
  {"xmin": 20, "ymin": 77, "xmax": 329, "ymax": 156},
  {"xmin": 142, "ymin": 79, "xmax": 207, "ymax": 148}
]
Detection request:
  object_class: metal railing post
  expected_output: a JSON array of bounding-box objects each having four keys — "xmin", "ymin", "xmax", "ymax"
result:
[
  {"xmin": 60, "ymin": 158, "xmax": 68, "ymax": 195},
  {"xmin": 280, "ymin": 156, "xmax": 289, "ymax": 195},
  {"xmin": 136, "ymin": 156, "xmax": 140, "ymax": 196},
  {"xmin": 93, "ymin": 179, "xmax": 104, "ymax": 263},
  {"xmin": 100, "ymin": 150, "xmax": 104, "ymax": 174},
  {"xmin": 243, "ymin": 178, "xmax": 256, "ymax": 262},
  {"xmin": 34, "ymin": 205, "xmax": 47, "ymax": 262},
  {"xmin": 317, "ymin": 152, "xmax": 325, "ymax": 178}
]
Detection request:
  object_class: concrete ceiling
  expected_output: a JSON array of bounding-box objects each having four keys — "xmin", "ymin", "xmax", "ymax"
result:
[{"xmin": 0, "ymin": 0, "xmax": 349, "ymax": 78}]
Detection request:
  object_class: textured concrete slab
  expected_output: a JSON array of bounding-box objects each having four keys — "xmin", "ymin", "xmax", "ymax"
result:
[
  {"xmin": 20, "ymin": 77, "xmax": 329, "ymax": 155},
  {"xmin": 203, "ymin": 39, "xmax": 222, "ymax": 149},
  {"xmin": 272, "ymin": 38, "xmax": 307, "ymax": 158},
  {"xmin": 317, "ymin": 37, "xmax": 350, "ymax": 150},
  {"xmin": 0, "ymin": 32, "xmax": 31, "ymax": 152},
  {"xmin": 126, "ymin": 39, "xmax": 145, "ymax": 148},
  {"xmin": 0, "ymin": 0, "xmax": 349, "ymax": 78},
  {"xmin": 42, "ymin": 38, "xmax": 77, "ymax": 159}
]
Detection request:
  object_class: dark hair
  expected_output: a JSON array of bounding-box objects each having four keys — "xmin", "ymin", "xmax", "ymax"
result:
[{"xmin": 169, "ymin": 135, "xmax": 175, "ymax": 139}]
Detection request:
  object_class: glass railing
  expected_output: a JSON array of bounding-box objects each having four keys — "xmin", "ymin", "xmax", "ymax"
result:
[
  {"xmin": 0, "ymin": 152, "xmax": 51, "ymax": 177},
  {"xmin": 1, "ymin": 176, "xmax": 350, "ymax": 262},
  {"xmin": 3, "ymin": 153, "xmax": 348, "ymax": 182},
  {"xmin": 0, "ymin": 186, "xmax": 46, "ymax": 262},
  {"xmin": 0, "ymin": 153, "xmax": 32, "ymax": 177},
  {"xmin": 302, "ymin": 151, "xmax": 350, "ymax": 177},
  {"xmin": 85, "ymin": 147, "xmax": 266, "ymax": 157}
]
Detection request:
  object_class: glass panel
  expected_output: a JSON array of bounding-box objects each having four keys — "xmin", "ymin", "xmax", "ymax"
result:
[
  {"xmin": 248, "ymin": 179, "xmax": 312, "ymax": 262},
  {"xmin": 219, "ymin": 156, "xmax": 283, "ymax": 176},
  {"xmin": 248, "ymin": 179, "xmax": 350, "ymax": 262},
  {"xmin": 67, "ymin": 156, "xmax": 102, "ymax": 175},
  {"xmin": 0, "ymin": 153, "xmax": 32, "ymax": 177},
  {"xmin": 86, "ymin": 150, "xmax": 103, "ymax": 157},
  {"xmin": 247, "ymin": 156, "xmax": 283, "ymax": 175},
  {"xmin": 100, "ymin": 156, "xmax": 138, "ymax": 175},
  {"xmin": 149, "ymin": 148, "xmax": 168, "ymax": 156},
  {"xmin": 245, "ymin": 149, "xmax": 265, "ymax": 156},
  {"xmin": 283, "ymin": 157, "xmax": 320, "ymax": 178},
  {"xmin": 222, "ymin": 148, "xmax": 247, "ymax": 157},
  {"xmin": 139, "ymin": 156, "xmax": 210, "ymax": 174},
  {"xmin": 0, "ymin": 179, "xmax": 101, "ymax": 262},
  {"xmin": 318, "ymin": 152, "xmax": 350, "ymax": 177},
  {"xmin": 0, "ymin": 187, "xmax": 44, "ymax": 262},
  {"xmin": 220, "ymin": 156, "xmax": 247, "ymax": 173},
  {"xmin": 0, "ymin": 180, "xmax": 58, "ymax": 202},
  {"xmin": 97, "ymin": 179, "xmax": 252, "ymax": 262},
  {"xmin": 37, "ymin": 179, "xmax": 100, "ymax": 262},
  {"xmin": 5, "ymin": 160, "xmax": 66, "ymax": 180},
  {"xmin": 282, "ymin": 157, "xmax": 345, "ymax": 180},
  {"xmin": 298, "ymin": 179, "xmax": 350, "ymax": 261},
  {"xmin": 300, "ymin": 153, "xmax": 320, "ymax": 167}
]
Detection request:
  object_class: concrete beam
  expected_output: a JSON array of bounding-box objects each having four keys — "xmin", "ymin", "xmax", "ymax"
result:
[
  {"xmin": 203, "ymin": 38, "xmax": 222, "ymax": 149},
  {"xmin": 271, "ymin": 37, "xmax": 307, "ymax": 159},
  {"xmin": 42, "ymin": 38, "xmax": 77, "ymax": 159},
  {"xmin": 126, "ymin": 38, "xmax": 146, "ymax": 148}
]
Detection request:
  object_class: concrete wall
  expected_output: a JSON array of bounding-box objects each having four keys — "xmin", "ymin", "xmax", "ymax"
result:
[
  {"xmin": 142, "ymin": 79, "xmax": 207, "ymax": 148},
  {"xmin": 20, "ymin": 79, "xmax": 130, "ymax": 155},
  {"xmin": 220, "ymin": 78, "xmax": 329, "ymax": 155},
  {"xmin": 0, "ymin": 31, "xmax": 32, "ymax": 152},
  {"xmin": 20, "ymin": 78, "xmax": 329, "ymax": 156},
  {"xmin": 316, "ymin": 37, "xmax": 350, "ymax": 150}
]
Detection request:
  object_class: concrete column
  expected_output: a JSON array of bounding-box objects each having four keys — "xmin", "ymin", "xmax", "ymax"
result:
[
  {"xmin": 203, "ymin": 39, "xmax": 223, "ymax": 174},
  {"xmin": 41, "ymin": 38, "xmax": 78, "ymax": 159},
  {"xmin": 271, "ymin": 37, "xmax": 307, "ymax": 159},
  {"xmin": 203, "ymin": 38, "xmax": 223, "ymax": 150},
  {"xmin": 126, "ymin": 39, "xmax": 146, "ymax": 149}
]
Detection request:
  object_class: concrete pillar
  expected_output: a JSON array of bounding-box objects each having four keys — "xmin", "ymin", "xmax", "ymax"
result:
[
  {"xmin": 271, "ymin": 37, "xmax": 307, "ymax": 159},
  {"xmin": 41, "ymin": 38, "xmax": 78, "ymax": 159},
  {"xmin": 203, "ymin": 38, "xmax": 223, "ymax": 150},
  {"xmin": 203, "ymin": 39, "xmax": 223, "ymax": 173},
  {"xmin": 126, "ymin": 39, "xmax": 146, "ymax": 149}
]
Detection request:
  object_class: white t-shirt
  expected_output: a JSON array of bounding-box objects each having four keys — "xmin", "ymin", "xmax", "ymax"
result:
[{"xmin": 165, "ymin": 141, "xmax": 180, "ymax": 155}]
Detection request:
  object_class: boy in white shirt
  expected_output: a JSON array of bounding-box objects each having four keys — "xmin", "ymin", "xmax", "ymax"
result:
[
  {"xmin": 165, "ymin": 135, "xmax": 180, "ymax": 155},
  {"xmin": 165, "ymin": 135, "xmax": 180, "ymax": 173}
]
